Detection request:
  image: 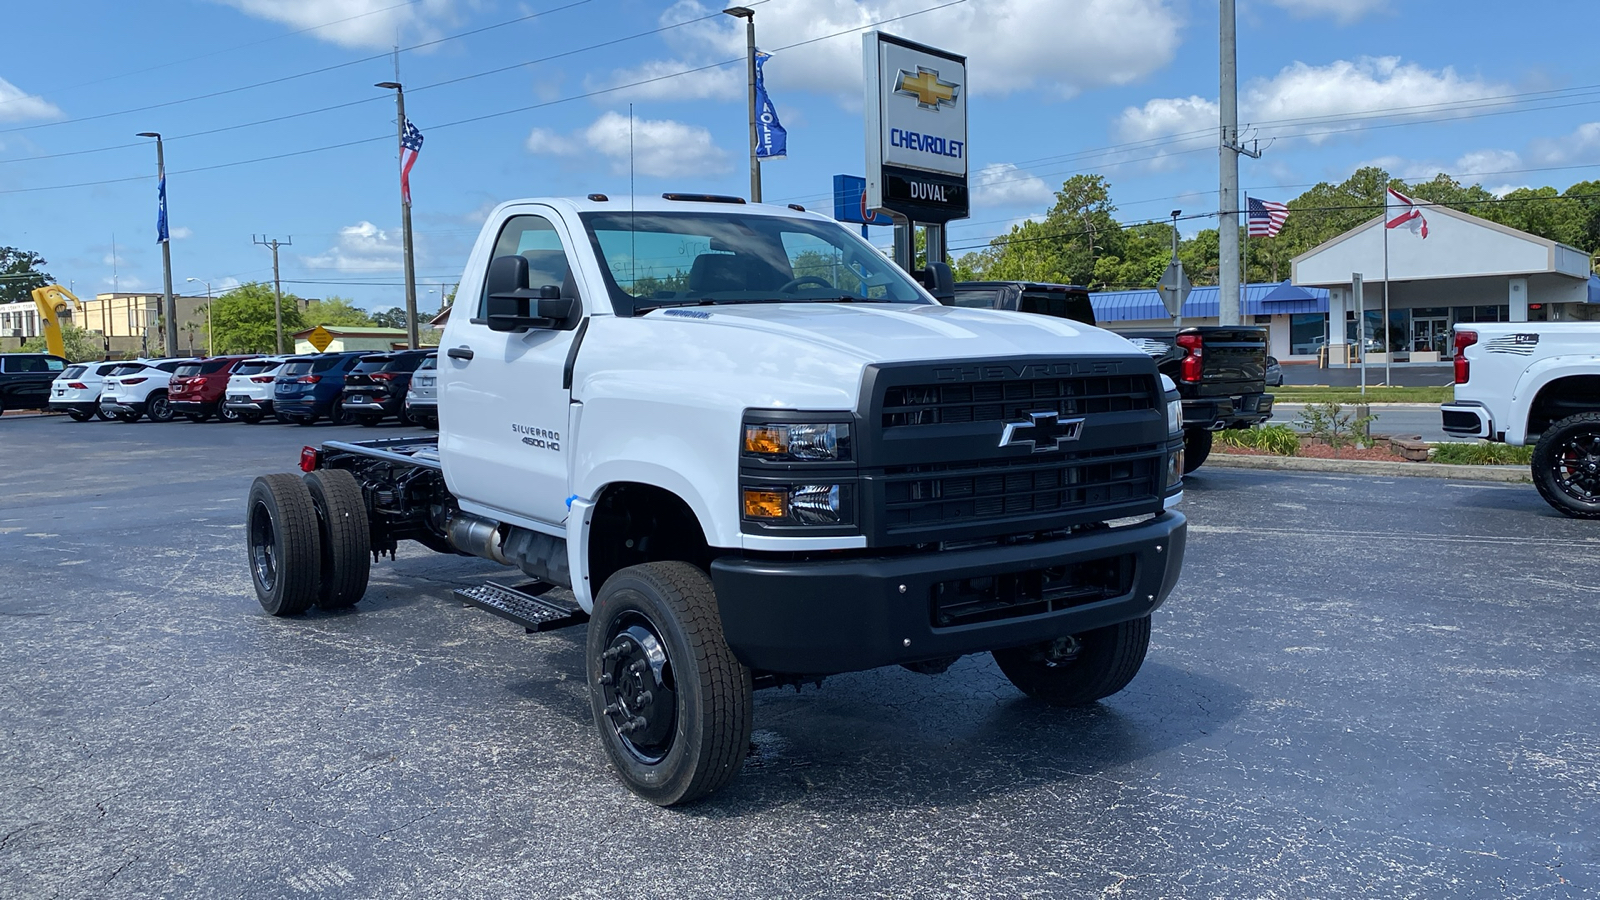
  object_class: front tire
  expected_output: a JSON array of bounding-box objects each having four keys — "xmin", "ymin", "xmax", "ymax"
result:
[
  {"xmin": 587, "ymin": 562, "xmax": 753, "ymax": 807},
  {"xmin": 992, "ymin": 616, "xmax": 1152, "ymax": 707},
  {"xmin": 1532, "ymin": 412, "xmax": 1600, "ymax": 519},
  {"xmin": 304, "ymin": 469, "xmax": 371, "ymax": 609},
  {"xmin": 246, "ymin": 474, "xmax": 322, "ymax": 616},
  {"xmin": 1183, "ymin": 429, "xmax": 1213, "ymax": 473}
]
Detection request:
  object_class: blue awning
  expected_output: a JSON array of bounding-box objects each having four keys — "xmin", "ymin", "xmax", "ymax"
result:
[
  {"xmin": 1089, "ymin": 280, "xmax": 1329, "ymax": 322},
  {"xmin": 1587, "ymin": 274, "xmax": 1600, "ymax": 304}
]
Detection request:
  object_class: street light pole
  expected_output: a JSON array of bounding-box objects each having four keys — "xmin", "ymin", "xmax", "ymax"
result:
[
  {"xmin": 722, "ymin": 7, "xmax": 760, "ymax": 203},
  {"xmin": 136, "ymin": 132, "xmax": 180, "ymax": 356},
  {"xmin": 376, "ymin": 81, "xmax": 420, "ymax": 349},
  {"xmin": 186, "ymin": 277, "xmax": 213, "ymax": 356}
]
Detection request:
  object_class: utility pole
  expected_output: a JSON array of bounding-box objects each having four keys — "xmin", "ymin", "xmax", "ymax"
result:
[
  {"xmin": 254, "ymin": 235, "xmax": 291, "ymax": 354},
  {"xmin": 136, "ymin": 132, "xmax": 180, "ymax": 355},
  {"xmin": 1217, "ymin": 0, "xmax": 1260, "ymax": 327},
  {"xmin": 723, "ymin": 7, "xmax": 760, "ymax": 203},
  {"xmin": 376, "ymin": 81, "xmax": 421, "ymax": 348}
]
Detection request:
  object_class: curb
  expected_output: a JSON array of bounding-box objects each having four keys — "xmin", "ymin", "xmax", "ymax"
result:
[
  {"xmin": 1272, "ymin": 402, "xmax": 1440, "ymax": 410},
  {"xmin": 1207, "ymin": 453, "xmax": 1531, "ymax": 482}
]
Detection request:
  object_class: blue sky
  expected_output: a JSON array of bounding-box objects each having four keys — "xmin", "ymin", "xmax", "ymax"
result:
[{"xmin": 3, "ymin": 0, "xmax": 1598, "ymax": 311}]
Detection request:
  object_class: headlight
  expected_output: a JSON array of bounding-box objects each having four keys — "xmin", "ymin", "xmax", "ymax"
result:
[
  {"xmin": 1160, "ymin": 374, "xmax": 1182, "ymax": 435},
  {"xmin": 743, "ymin": 483, "xmax": 854, "ymax": 526},
  {"xmin": 1166, "ymin": 449, "xmax": 1185, "ymax": 489},
  {"xmin": 743, "ymin": 422, "xmax": 851, "ymax": 461}
]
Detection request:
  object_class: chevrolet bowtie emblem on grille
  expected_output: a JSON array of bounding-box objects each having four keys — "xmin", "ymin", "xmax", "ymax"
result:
[
  {"xmin": 1000, "ymin": 411, "xmax": 1085, "ymax": 453},
  {"xmin": 894, "ymin": 67, "xmax": 960, "ymax": 110}
]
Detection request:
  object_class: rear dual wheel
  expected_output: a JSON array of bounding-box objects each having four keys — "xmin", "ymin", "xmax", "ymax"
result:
[{"xmin": 246, "ymin": 470, "xmax": 371, "ymax": 616}]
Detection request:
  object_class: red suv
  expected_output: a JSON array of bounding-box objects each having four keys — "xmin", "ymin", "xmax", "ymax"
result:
[{"xmin": 168, "ymin": 355, "xmax": 259, "ymax": 422}]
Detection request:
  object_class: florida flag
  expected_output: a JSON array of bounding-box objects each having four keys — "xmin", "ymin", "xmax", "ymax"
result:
[
  {"xmin": 1385, "ymin": 187, "xmax": 1428, "ymax": 239},
  {"xmin": 401, "ymin": 118, "xmax": 424, "ymax": 206}
]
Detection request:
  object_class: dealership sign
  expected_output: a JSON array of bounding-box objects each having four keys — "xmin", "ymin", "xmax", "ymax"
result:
[{"xmin": 863, "ymin": 31, "xmax": 969, "ymax": 224}]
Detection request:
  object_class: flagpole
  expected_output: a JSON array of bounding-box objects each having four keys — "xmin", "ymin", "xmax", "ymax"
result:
[
  {"xmin": 1382, "ymin": 191, "xmax": 1391, "ymax": 385},
  {"xmin": 377, "ymin": 81, "xmax": 420, "ymax": 350}
]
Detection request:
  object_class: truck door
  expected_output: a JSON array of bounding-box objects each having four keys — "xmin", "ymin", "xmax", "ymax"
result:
[{"xmin": 441, "ymin": 211, "xmax": 587, "ymax": 527}]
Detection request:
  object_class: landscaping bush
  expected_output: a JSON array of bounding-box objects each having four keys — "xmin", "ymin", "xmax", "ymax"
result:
[
  {"xmin": 1217, "ymin": 424, "xmax": 1302, "ymax": 456},
  {"xmin": 1295, "ymin": 401, "xmax": 1376, "ymax": 456},
  {"xmin": 1430, "ymin": 443, "xmax": 1535, "ymax": 466}
]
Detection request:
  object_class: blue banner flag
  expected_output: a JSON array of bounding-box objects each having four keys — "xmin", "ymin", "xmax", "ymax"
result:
[
  {"xmin": 753, "ymin": 50, "xmax": 787, "ymax": 160},
  {"xmin": 156, "ymin": 174, "xmax": 169, "ymax": 244}
]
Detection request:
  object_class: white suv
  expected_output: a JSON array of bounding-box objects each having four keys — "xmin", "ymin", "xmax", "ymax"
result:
[
  {"xmin": 223, "ymin": 356, "xmax": 292, "ymax": 424},
  {"xmin": 99, "ymin": 358, "xmax": 199, "ymax": 423},
  {"xmin": 49, "ymin": 361, "xmax": 122, "ymax": 421}
]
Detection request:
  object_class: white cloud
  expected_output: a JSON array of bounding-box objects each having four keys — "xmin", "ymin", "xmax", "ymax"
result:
[
  {"xmin": 0, "ymin": 76, "xmax": 62, "ymax": 122},
  {"xmin": 169, "ymin": 226, "xmax": 194, "ymax": 240},
  {"xmin": 591, "ymin": 0, "xmax": 1181, "ymax": 104},
  {"xmin": 302, "ymin": 221, "xmax": 404, "ymax": 271},
  {"xmin": 1529, "ymin": 122, "xmax": 1600, "ymax": 166},
  {"xmin": 1355, "ymin": 148, "xmax": 1525, "ymax": 184},
  {"xmin": 1265, "ymin": 0, "xmax": 1389, "ymax": 25},
  {"xmin": 209, "ymin": 0, "xmax": 457, "ymax": 49},
  {"xmin": 525, "ymin": 111, "xmax": 729, "ymax": 178},
  {"xmin": 1453, "ymin": 149, "xmax": 1522, "ymax": 176},
  {"xmin": 1112, "ymin": 56, "xmax": 1507, "ymax": 170},
  {"xmin": 973, "ymin": 163, "xmax": 1054, "ymax": 208}
]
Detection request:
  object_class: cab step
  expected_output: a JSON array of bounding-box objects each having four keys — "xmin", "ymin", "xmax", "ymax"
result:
[{"xmin": 455, "ymin": 581, "xmax": 588, "ymax": 633}]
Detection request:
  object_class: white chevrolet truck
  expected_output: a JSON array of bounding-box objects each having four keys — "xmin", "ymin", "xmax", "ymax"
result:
[
  {"xmin": 1441, "ymin": 322, "xmax": 1600, "ymax": 518},
  {"xmin": 244, "ymin": 194, "xmax": 1188, "ymax": 805}
]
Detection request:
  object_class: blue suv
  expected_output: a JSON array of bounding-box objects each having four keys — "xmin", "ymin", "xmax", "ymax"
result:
[{"xmin": 273, "ymin": 351, "xmax": 366, "ymax": 425}]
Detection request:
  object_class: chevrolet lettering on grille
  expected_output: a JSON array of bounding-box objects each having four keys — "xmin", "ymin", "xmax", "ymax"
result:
[{"xmin": 999, "ymin": 410, "xmax": 1086, "ymax": 453}]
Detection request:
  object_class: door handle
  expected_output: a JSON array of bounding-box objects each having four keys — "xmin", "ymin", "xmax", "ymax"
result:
[{"xmin": 447, "ymin": 346, "xmax": 474, "ymax": 361}]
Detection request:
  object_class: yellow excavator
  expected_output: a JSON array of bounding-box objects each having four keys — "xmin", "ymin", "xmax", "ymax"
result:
[{"xmin": 28, "ymin": 285, "xmax": 85, "ymax": 358}]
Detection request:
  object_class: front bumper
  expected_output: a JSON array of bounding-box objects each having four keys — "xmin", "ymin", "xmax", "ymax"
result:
[
  {"xmin": 1183, "ymin": 393, "xmax": 1273, "ymax": 430},
  {"xmin": 1440, "ymin": 402, "xmax": 1493, "ymax": 440},
  {"xmin": 710, "ymin": 511, "xmax": 1186, "ymax": 676}
]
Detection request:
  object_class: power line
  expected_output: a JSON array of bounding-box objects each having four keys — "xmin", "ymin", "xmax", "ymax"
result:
[{"xmin": 0, "ymin": 0, "xmax": 595, "ymax": 136}]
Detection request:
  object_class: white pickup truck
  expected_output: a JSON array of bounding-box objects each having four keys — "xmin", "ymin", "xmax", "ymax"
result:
[
  {"xmin": 244, "ymin": 194, "xmax": 1188, "ymax": 805},
  {"xmin": 1440, "ymin": 322, "xmax": 1600, "ymax": 518}
]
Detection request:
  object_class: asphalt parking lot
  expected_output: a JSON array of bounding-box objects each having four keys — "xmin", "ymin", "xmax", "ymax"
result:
[{"xmin": 2, "ymin": 414, "xmax": 1597, "ymax": 899}]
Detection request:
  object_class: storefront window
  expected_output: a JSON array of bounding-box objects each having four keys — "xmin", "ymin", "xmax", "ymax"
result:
[{"xmin": 1289, "ymin": 313, "xmax": 1324, "ymax": 355}]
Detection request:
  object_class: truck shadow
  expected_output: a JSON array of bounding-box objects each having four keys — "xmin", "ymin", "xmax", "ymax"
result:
[{"xmin": 688, "ymin": 658, "xmax": 1247, "ymax": 817}]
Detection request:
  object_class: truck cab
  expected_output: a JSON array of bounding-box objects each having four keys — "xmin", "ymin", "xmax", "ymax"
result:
[{"xmin": 245, "ymin": 195, "xmax": 1189, "ymax": 806}]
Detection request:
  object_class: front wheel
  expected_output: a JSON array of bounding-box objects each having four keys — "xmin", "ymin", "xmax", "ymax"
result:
[
  {"xmin": 587, "ymin": 562, "xmax": 752, "ymax": 807},
  {"xmin": 1532, "ymin": 412, "xmax": 1600, "ymax": 519},
  {"xmin": 992, "ymin": 616, "xmax": 1151, "ymax": 707},
  {"xmin": 1183, "ymin": 429, "xmax": 1213, "ymax": 473}
]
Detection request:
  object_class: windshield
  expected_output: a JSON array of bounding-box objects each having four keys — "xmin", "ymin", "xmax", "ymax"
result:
[{"xmin": 580, "ymin": 211, "xmax": 931, "ymax": 316}]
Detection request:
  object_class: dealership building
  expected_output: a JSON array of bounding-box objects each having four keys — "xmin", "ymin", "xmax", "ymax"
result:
[{"xmin": 1089, "ymin": 205, "xmax": 1599, "ymax": 362}]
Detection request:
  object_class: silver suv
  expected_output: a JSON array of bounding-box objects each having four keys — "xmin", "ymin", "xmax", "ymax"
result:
[{"xmin": 403, "ymin": 354, "xmax": 437, "ymax": 429}]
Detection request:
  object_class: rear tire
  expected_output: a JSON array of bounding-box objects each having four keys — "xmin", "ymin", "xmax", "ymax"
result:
[
  {"xmin": 1183, "ymin": 429, "xmax": 1213, "ymax": 473},
  {"xmin": 116, "ymin": 410, "xmax": 140, "ymax": 423},
  {"xmin": 304, "ymin": 469, "xmax": 371, "ymax": 609},
  {"xmin": 246, "ymin": 474, "xmax": 322, "ymax": 616},
  {"xmin": 327, "ymin": 403, "xmax": 348, "ymax": 426},
  {"xmin": 146, "ymin": 392, "xmax": 174, "ymax": 422},
  {"xmin": 219, "ymin": 406, "xmax": 240, "ymax": 422},
  {"xmin": 293, "ymin": 414, "xmax": 319, "ymax": 426},
  {"xmin": 239, "ymin": 410, "xmax": 263, "ymax": 424},
  {"xmin": 587, "ymin": 562, "xmax": 752, "ymax": 807},
  {"xmin": 1531, "ymin": 412, "xmax": 1600, "ymax": 519},
  {"xmin": 356, "ymin": 414, "xmax": 380, "ymax": 427},
  {"xmin": 186, "ymin": 413, "xmax": 209, "ymax": 423},
  {"xmin": 67, "ymin": 410, "xmax": 92, "ymax": 422},
  {"xmin": 992, "ymin": 616, "xmax": 1152, "ymax": 707},
  {"xmin": 95, "ymin": 406, "xmax": 112, "ymax": 421}
]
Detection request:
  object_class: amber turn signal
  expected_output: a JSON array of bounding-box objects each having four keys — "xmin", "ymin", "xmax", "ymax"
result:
[
  {"xmin": 742, "ymin": 488, "xmax": 788, "ymax": 519},
  {"xmin": 743, "ymin": 425, "xmax": 787, "ymax": 455}
]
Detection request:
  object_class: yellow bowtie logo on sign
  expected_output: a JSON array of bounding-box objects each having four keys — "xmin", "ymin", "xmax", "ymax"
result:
[{"xmin": 894, "ymin": 67, "xmax": 959, "ymax": 110}]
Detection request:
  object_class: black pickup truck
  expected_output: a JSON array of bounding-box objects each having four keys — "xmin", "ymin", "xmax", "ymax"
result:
[{"xmin": 952, "ymin": 282, "xmax": 1273, "ymax": 472}]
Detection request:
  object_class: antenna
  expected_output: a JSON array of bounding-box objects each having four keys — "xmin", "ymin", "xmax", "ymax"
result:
[{"xmin": 629, "ymin": 103, "xmax": 636, "ymax": 290}]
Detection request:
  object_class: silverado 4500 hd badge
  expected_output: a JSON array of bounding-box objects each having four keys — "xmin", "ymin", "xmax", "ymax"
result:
[{"xmin": 512, "ymin": 423, "xmax": 560, "ymax": 451}]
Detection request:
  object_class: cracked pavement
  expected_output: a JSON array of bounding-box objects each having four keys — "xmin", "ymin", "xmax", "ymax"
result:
[{"xmin": 1, "ymin": 414, "xmax": 1597, "ymax": 898}]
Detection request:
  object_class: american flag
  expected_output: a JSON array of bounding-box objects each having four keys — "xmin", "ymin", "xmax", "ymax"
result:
[
  {"xmin": 1247, "ymin": 197, "xmax": 1289, "ymax": 237},
  {"xmin": 401, "ymin": 118, "xmax": 424, "ymax": 206}
]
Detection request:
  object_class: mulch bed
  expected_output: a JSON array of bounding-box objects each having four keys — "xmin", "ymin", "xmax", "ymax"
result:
[{"xmin": 1216, "ymin": 438, "xmax": 1412, "ymax": 463}]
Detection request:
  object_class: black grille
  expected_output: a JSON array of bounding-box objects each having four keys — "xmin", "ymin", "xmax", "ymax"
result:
[
  {"xmin": 932, "ymin": 554, "xmax": 1135, "ymax": 627},
  {"xmin": 880, "ymin": 446, "xmax": 1161, "ymax": 533},
  {"xmin": 883, "ymin": 375, "xmax": 1155, "ymax": 428}
]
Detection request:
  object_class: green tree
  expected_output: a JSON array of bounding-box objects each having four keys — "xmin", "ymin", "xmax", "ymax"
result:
[
  {"xmin": 303, "ymin": 296, "xmax": 373, "ymax": 327},
  {"xmin": 20, "ymin": 323, "xmax": 107, "ymax": 361},
  {"xmin": 210, "ymin": 282, "xmax": 305, "ymax": 353},
  {"xmin": 370, "ymin": 307, "xmax": 408, "ymax": 329},
  {"xmin": 0, "ymin": 247, "xmax": 53, "ymax": 304}
]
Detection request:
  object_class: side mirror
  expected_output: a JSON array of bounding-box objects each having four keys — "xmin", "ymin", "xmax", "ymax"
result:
[
  {"xmin": 917, "ymin": 261, "xmax": 955, "ymax": 303},
  {"xmin": 484, "ymin": 256, "xmax": 577, "ymax": 332}
]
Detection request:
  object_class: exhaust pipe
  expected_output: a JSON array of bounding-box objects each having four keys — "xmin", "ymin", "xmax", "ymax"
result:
[{"xmin": 447, "ymin": 512, "xmax": 509, "ymax": 565}]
